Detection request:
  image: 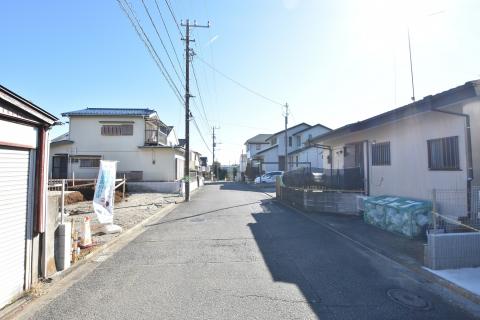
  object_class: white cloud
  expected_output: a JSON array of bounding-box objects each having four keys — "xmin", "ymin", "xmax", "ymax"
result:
[{"xmin": 206, "ymin": 35, "xmax": 219, "ymax": 46}]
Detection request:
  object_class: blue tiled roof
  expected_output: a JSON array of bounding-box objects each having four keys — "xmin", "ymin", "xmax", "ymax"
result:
[{"xmin": 61, "ymin": 108, "xmax": 156, "ymax": 117}]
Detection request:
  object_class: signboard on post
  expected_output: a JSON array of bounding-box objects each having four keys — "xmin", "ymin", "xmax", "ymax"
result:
[{"xmin": 93, "ymin": 160, "xmax": 117, "ymax": 224}]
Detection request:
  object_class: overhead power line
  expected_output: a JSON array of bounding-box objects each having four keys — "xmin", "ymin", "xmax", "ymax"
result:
[
  {"xmin": 117, "ymin": 0, "xmax": 184, "ymax": 105},
  {"xmin": 191, "ymin": 60, "xmax": 211, "ymax": 131},
  {"xmin": 163, "ymin": 0, "xmax": 183, "ymax": 37},
  {"xmin": 196, "ymin": 55, "xmax": 284, "ymax": 107},
  {"xmin": 153, "ymin": 0, "xmax": 185, "ymax": 78},
  {"xmin": 140, "ymin": 0, "xmax": 184, "ymax": 86},
  {"xmin": 116, "ymin": 0, "xmax": 212, "ymax": 158},
  {"xmin": 192, "ymin": 118, "xmax": 212, "ymax": 153}
]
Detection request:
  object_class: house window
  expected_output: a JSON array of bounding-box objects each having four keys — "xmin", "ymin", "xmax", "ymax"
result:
[
  {"xmin": 79, "ymin": 158, "xmax": 100, "ymax": 168},
  {"xmin": 255, "ymin": 144, "xmax": 261, "ymax": 150},
  {"xmin": 427, "ymin": 136, "xmax": 460, "ymax": 170},
  {"xmin": 295, "ymin": 155, "xmax": 299, "ymax": 167},
  {"xmin": 101, "ymin": 124, "xmax": 133, "ymax": 136},
  {"xmin": 288, "ymin": 136, "xmax": 292, "ymax": 147},
  {"xmin": 372, "ymin": 142, "xmax": 391, "ymax": 166},
  {"xmin": 295, "ymin": 136, "xmax": 301, "ymax": 147},
  {"xmin": 271, "ymin": 137, "xmax": 277, "ymax": 145}
]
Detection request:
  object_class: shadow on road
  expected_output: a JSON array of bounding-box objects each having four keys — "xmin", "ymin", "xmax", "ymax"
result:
[
  {"xmin": 145, "ymin": 201, "xmax": 265, "ymax": 227},
  {"xmin": 245, "ymin": 199, "xmax": 476, "ymax": 320},
  {"xmin": 205, "ymin": 181, "xmax": 276, "ymax": 193},
  {"xmin": 247, "ymin": 199, "xmax": 327, "ymax": 317}
]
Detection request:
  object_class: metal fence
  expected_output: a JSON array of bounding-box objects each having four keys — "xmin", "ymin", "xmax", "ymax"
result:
[
  {"xmin": 431, "ymin": 187, "xmax": 480, "ymax": 233},
  {"xmin": 282, "ymin": 167, "xmax": 364, "ymax": 191},
  {"xmin": 426, "ymin": 186, "xmax": 480, "ymax": 270}
]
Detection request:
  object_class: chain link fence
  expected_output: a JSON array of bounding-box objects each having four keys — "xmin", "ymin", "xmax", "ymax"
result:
[{"xmin": 431, "ymin": 187, "xmax": 480, "ymax": 233}]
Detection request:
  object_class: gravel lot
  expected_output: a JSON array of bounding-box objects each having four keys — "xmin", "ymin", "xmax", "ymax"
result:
[{"xmin": 65, "ymin": 192, "xmax": 181, "ymax": 247}]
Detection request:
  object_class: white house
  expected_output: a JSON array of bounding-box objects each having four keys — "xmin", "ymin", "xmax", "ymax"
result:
[
  {"xmin": 50, "ymin": 108, "xmax": 186, "ymax": 186},
  {"xmin": 310, "ymin": 80, "xmax": 480, "ymax": 218},
  {"xmin": 0, "ymin": 85, "xmax": 57, "ymax": 308},
  {"xmin": 286, "ymin": 124, "xmax": 332, "ymax": 171},
  {"xmin": 253, "ymin": 123, "xmax": 330, "ymax": 172},
  {"xmin": 244, "ymin": 133, "xmax": 271, "ymax": 159}
]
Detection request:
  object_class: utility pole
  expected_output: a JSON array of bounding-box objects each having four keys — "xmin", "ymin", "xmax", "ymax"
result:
[
  {"xmin": 284, "ymin": 103, "xmax": 289, "ymax": 172},
  {"xmin": 212, "ymin": 126, "xmax": 220, "ymax": 180},
  {"xmin": 181, "ymin": 19, "xmax": 209, "ymax": 201}
]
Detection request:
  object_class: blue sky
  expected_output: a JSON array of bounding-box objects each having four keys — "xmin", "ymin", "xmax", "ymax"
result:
[{"xmin": 1, "ymin": 0, "xmax": 479, "ymax": 164}]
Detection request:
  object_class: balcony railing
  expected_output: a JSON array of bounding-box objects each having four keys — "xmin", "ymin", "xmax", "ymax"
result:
[
  {"xmin": 145, "ymin": 129, "xmax": 158, "ymax": 144},
  {"xmin": 145, "ymin": 129, "xmax": 167, "ymax": 145}
]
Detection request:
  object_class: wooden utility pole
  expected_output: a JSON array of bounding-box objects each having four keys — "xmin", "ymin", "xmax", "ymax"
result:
[
  {"xmin": 284, "ymin": 103, "xmax": 289, "ymax": 172},
  {"xmin": 212, "ymin": 126, "xmax": 219, "ymax": 180},
  {"xmin": 181, "ymin": 19, "xmax": 209, "ymax": 201}
]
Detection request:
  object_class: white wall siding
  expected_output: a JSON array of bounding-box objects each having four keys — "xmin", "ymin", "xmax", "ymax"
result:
[
  {"xmin": 68, "ymin": 116, "xmax": 145, "ymax": 152},
  {"xmin": 0, "ymin": 119, "xmax": 37, "ymax": 148},
  {"xmin": 320, "ymin": 111, "xmax": 468, "ymax": 205},
  {"xmin": 50, "ymin": 116, "xmax": 184, "ymax": 181}
]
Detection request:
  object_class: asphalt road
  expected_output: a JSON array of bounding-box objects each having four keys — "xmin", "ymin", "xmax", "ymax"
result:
[{"xmin": 30, "ymin": 182, "xmax": 478, "ymax": 320}]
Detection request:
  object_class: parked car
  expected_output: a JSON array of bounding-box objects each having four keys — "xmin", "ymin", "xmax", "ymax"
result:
[{"xmin": 254, "ymin": 171, "xmax": 284, "ymax": 184}]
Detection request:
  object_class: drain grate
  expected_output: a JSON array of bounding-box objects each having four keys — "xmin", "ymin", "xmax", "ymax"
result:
[{"xmin": 387, "ymin": 288, "xmax": 431, "ymax": 310}]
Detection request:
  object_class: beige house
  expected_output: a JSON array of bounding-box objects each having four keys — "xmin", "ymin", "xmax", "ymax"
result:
[
  {"xmin": 50, "ymin": 108, "xmax": 185, "ymax": 183},
  {"xmin": 310, "ymin": 80, "xmax": 480, "ymax": 218}
]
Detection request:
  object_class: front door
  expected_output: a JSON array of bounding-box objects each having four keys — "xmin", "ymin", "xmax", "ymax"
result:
[
  {"xmin": 344, "ymin": 142, "xmax": 365, "ymax": 190},
  {"xmin": 52, "ymin": 155, "xmax": 68, "ymax": 179},
  {"xmin": 278, "ymin": 156, "xmax": 285, "ymax": 171}
]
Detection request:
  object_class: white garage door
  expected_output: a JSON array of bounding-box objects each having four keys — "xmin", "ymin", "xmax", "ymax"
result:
[{"xmin": 0, "ymin": 148, "xmax": 31, "ymax": 308}]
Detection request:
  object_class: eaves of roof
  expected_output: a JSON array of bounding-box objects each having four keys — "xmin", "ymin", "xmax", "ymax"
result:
[
  {"xmin": 62, "ymin": 108, "xmax": 156, "ymax": 117},
  {"xmin": 0, "ymin": 85, "xmax": 58, "ymax": 125},
  {"xmin": 254, "ymin": 144, "xmax": 278, "ymax": 155},
  {"xmin": 288, "ymin": 145, "xmax": 312, "ymax": 156},
  {"xmin": 293, "ymin": 123, "xmax": 331, "ymax": 136},
  {"xmin": 310, "ymin": 80, "xmax": 480, "ymax": 143},
  {"xmin": 266, "ymin": 122, "xmax": 311, "ymax": 141}
]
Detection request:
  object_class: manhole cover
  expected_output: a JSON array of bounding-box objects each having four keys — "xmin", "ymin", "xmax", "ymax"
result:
[{"xmin": 387, "ymin": 289, "xmax": 431, "ymax": 310}]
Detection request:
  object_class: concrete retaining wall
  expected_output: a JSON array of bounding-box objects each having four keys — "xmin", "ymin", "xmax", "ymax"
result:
[
  {"xmin": 128, "ymin": 177, "xmax": 204, "ymax": 194},
  {"xmin": 128, "ymin": 181, "xmax": 182, "ymax": 193},
  {"xmin": 279, "ymin": 186, "xmax": 360, "ymax": 215},
  {"xmin": 424, "ymin": 232, "xmax": 480, "ymax": 269}
]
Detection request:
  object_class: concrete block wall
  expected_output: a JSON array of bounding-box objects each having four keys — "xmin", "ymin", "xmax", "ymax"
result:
[
  {"xmin": 280, "ymin": 187, "xmax": 360, "ymax": 215},
  {"xmin": 128, "ymin": 181, "xmax": 182, "ymax": 193},
  {"xmin": 425, "ymin": 232, "xmax": 480, "ymax": 269}
]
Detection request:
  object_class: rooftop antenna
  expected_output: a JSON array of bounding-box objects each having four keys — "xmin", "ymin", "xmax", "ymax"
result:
[{"xmin": 408, "ymin": 28, "xmax": 415, "ymax": 102}]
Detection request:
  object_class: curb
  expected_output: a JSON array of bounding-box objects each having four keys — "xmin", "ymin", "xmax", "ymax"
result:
[
  {"xmin": 0, "ymin": 199, "xmax": 182, "ymax": 320},
  {"xmin": 274, "ymin": 198, "xmax": 480, "ymax": 307}
]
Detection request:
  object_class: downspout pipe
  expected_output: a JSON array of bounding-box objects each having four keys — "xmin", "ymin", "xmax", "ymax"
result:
[
  {"xmin": 35, "ymin": 126, "xmax": 47, "ymax": 233},
  {"xmin": 363, "ymin": 140, "xmax": 370, "ymax": 196},
  {"xmin": 432, "ymin": 108, "xmax": 473, "ymax": 214}
]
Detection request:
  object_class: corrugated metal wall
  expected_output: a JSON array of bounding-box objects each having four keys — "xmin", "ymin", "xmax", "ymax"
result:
[{"xmin": 0, "ymin": 148, "xmax": 30, "ymax": 308}]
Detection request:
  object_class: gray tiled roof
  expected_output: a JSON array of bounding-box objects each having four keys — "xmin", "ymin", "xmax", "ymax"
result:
[
  {"xmin": 62, "ymin": 108, "xmax": 156, "ymax": 117},
  {"xmin": 51, "ymin": 132, "xmax": 70, "ymax": 143},
  {"xmin": 245, "ymin": 134, "xmax": 271, "ymax": 144}
]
